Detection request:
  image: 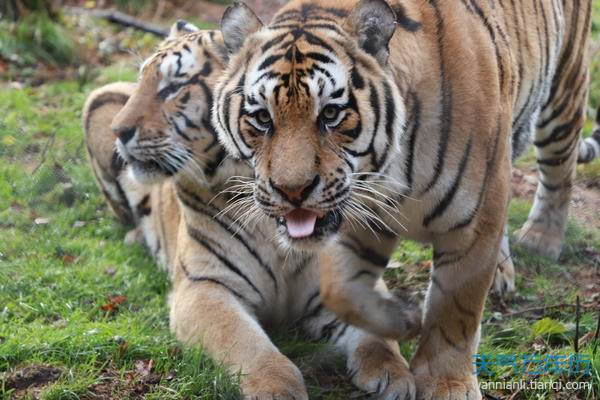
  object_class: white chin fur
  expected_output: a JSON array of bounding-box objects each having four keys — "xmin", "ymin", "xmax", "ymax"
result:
[
  {"xmin": 129, "ymin": 164, "xmax": 167, "ymax": 185},
  {"xmin": 276, "ymin": 230, "xmax": 334, "ymax": 253}
]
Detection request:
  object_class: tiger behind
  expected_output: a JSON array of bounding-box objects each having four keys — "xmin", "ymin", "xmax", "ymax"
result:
[
  {"xmin": 212, "ymin": 0, "xmax": 598, "ymax": 399},
  {"xmin": 84, "ymin": 21, "xmax": 421, "ymax": 399}
]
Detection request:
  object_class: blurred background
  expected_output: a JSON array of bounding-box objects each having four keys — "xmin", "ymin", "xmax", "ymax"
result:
[{"xmin": 0, "ymin": 1, "xmax": 599, "ymax": 399}]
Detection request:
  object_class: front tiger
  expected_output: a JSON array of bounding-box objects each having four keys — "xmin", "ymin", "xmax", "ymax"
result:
[
  {"xmin": 213, "ymin": 0, "xmax": 596, "ymax": 399},
  {"xmin": 85, "ymin": 21, "xmax": 421, "ymax": 399}
]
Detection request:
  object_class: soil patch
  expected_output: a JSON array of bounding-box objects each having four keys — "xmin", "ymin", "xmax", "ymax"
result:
[
  {"xmin": 3, "ymin": 364, "xmax": 63, "ymax": 399},
  {"xmin": 512, "ymin": 167, "xmax": 600, "ymax": 229}
]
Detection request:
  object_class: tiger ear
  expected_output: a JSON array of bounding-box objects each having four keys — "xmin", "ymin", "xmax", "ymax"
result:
[
  {"xmin": 220, "ymin": 2, "xmax": 263, "ymax": 54},
  {"xmin": 168, "ymin": 20, "xmax": 199, "ymax": 39},
  {"xmin": 345, "ymin": 0, "xmax": 397, "ymax": 65}
]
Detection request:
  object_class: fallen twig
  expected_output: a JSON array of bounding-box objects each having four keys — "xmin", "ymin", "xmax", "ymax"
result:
[
  {"xmin": 574, "ymin": 296, "xmax": 580, "ymax": 355},
  {"xmin": 32, "ymin": 132, "xmax": 56, "ymax": 174},
  {"xmin": 502, "ymin": 302, "xmax": 594, "ymax": 318},
  {"xmin": 593, "ymin": 308, "xmax": 599, "ymax": 357},
  {"xmin": 64, "ymin": 6, "xmax": 168, "ymax": 37}
]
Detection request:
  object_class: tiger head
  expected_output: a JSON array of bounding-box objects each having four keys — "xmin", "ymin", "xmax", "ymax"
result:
[
  {"xmin": 112, "ymin": 21, "xmax": 232, "ymax": 186},
  {"xmin": 213, "ymin": 0, "xmax": 407, "ymax": 249}
]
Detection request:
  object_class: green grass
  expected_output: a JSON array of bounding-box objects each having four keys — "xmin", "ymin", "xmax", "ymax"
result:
[{"xmin": 1, "ymin": 5, "xmax": 600, "ymax": 400}]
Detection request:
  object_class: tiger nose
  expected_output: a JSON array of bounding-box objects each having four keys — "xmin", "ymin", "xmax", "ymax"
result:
[
  {"xmin": 113, "ymin": 126, "xmax": 136, "ymax": 145},
  {"xmin": 270, "ymin": 175, "xmax": 320, "ymax": 205}
]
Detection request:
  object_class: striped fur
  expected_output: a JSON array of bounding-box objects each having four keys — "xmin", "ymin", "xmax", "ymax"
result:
[
  {"xmin": 578, "ymin": 106, "xmax": 600, "ymax": 163},
  {"xmin": 212, "ymin": 1, "xmax": 595, "ymax": 399},
  {"xmin": 85, "ymin": 22, "xmax": 418, "ymax": 400}
]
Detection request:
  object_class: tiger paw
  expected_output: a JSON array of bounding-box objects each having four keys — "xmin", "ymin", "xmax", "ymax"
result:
[
  {"xmin": 514, "ymin": 219, "xmax": 563, "ymax": 261},
  {"xmin": 241, "ymin": 357, "xmax": 308, "ymax": 400},
  {"xmin": 349, "ymin": 339, "xmax": 416, "ymax": 400},
  {"xmin": 414, "ymin": 374, "xmax": 480, "ymax": 400},
  {"xmin": 491, "ymin": 255, "xmax": 515, "ymax": 296},
  {"xmin": 124, "ymin": 227, "xmax": 145, "ymax": 245}
]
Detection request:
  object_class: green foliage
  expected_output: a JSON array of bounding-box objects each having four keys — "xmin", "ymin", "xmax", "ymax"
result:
[
  {"xmin": 114, "ymin": 0, "xmax": 153, "ymax": 14},
  {"xmin": 0, "ymin": 11, "xmax": 76, "ymax": 67},
  {"xmin": 531, "ymin": 318, "xmax": 568, "ymax": 338}
]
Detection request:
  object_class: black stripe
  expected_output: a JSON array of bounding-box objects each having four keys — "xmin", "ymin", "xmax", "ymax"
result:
[
  {"xmin": 423, "ymin": 0, "xmax": 452, "ymax": 193},
  {"xmin": 85, "ymin": 92, "xmax": 130, "ymax": 132},
  {"xmin": 177, "ymin": 185, "xmax": 278, "ymax": 292},
  {"xmin": 450, "ymin": 118, "xmax": 501, "ymax": 231},
  {"xmin": 180, "ymin": 262, "xmax": 251, "ymax": 304},
  {"xmin": 258, "ymin": 54, "xmax": 283, "ymax": 71},
  {"xmin": 330, "ymin": 323, "xmax": 349, "ymax": 344},
  {"xmin": 404, "ymin": 91, "xmax": 421, "ymax": 191},
  {"xmin": 467, "ymin": 0, "xmax": 504, "ymax": 89},
  {"xmin": 544, "ymin": 0, "xmax": 580, "ymax": 108},
  {"xmin": 176, "ymin": 185, "xmax": 278, "ymax": 291},
  {"xmin": 391, "ymin": 4, "xmax": 422, "ymax": 32},
  {"xmin": 305, "ymin": 52, "xmax": 333, "ymax": 64},
  {"xmin": 375, "ymin": 80, "xmax": 396, "ymax": 169},
  {"xmin": 186, "ymin": 224, "xmax": 264, "ymax": 301},
  {"xmin": 534, "ymin": 114, "xmax": 580, "ymax": 147},
  {"xmin": 136, "ymin": 194, "xmax": 151, "ymax": 217},
  {"xmin": 423, "ymin": 136, "xmax": 473, "ymax": 227},
  {"xmin": 339, "ymin": 238, "xmax": 388, "ymax": 268}
]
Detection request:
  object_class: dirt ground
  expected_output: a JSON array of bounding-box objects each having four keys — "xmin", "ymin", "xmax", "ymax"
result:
[{"xmin": 512, "ymin": 166, "xmax": 600, "ymax": 229}]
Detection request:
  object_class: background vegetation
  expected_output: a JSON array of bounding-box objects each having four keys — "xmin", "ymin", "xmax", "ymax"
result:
[{"xmin": 0, "ymin": 1, "xmax": 599, "ymax": 399}]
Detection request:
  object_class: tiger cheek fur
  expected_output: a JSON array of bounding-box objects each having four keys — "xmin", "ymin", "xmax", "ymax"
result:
[{"xmin": 215, "ymin": 0, "xmax": 595, "ymax": 399}]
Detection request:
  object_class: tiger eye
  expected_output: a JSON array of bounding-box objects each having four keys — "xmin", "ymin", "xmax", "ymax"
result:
[
  {"xmin": 257, "ymin": 110, "xmax": 272, "ymax": 125},
  {"xmin": 322, "ymin": 105, "xmax": 339, "ymax": 121}
]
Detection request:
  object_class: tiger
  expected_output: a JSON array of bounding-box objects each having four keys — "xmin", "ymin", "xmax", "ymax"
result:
[
  {"xmin": 84, "ymin": 20, "xmax": 420, "ymax": 400},
  {"xmin": 212, "ymin": 0, "xmax": 598, "ymax": 399}
]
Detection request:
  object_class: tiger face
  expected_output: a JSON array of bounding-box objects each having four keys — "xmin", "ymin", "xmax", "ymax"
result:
[
  {"xmin": 112, "ymin": 22, "xmax": 228, "ymax": 185},
  {"xmin": 213, "ymin": 1, "xmax": 405, "ymax": 249}
]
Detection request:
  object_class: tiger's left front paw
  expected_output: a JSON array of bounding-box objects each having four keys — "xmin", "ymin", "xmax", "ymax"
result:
[
  {"xmin": 350, "ymin": 343, "xmax": 416, "ymax": 400},
  {"xmin": 414, "ymin": 374, "xmax": 480, "ymax": 400}
]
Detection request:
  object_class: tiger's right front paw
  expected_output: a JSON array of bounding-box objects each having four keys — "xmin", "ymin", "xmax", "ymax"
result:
[{"xmin": 242, "ymin": 356, "xmax": 308, "ymax": 400}]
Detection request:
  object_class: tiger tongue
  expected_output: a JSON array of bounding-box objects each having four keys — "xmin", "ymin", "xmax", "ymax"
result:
[{"xmin": 284, "ymin": 209, "xmax": 318, "ymax": 238}]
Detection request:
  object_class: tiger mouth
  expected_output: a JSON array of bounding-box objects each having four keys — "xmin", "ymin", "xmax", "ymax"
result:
[{"xmin": 276, "ymin": 209, "xmax": 342, "ymax": 241}]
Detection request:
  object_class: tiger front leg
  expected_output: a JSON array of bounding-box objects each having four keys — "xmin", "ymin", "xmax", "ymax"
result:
[
  {"xmin": 410, "ymin": 219, "xmax": 505, "ymax": 400},
  {"xmin": 170, "ymin": 276, "xmax": 307, "ymax": 400},
  {"xmin": 319, "ymin": 237, "xmax": 422, "ymax": 341}
]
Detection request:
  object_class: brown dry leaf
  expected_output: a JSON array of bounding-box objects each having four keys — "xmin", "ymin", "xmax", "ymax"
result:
[
  {"xmin": 100, "ymin": 303, "xmax": 115, "ymax": 312},
  {"xmin": 109, "ymin": 295, "xmax": 127, "ymax": 305},
  {"xmin": 100, "ymin": 295, "xmax": 127, "ymax": 313},
  {"xmin": 62, "ymin": 254, "xmax": 76, "ymax": 264},
  {"xmin": 419, "ymin": 260, "xmax": 433, "ymax": 269}
]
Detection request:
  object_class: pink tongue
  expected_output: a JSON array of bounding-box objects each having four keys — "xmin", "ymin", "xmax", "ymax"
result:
[{"xmin": 285, "ymin": 209, "xmax": 318, "ymax": 238}]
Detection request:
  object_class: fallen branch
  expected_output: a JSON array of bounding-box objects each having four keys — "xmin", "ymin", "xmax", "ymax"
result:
[
  {"xmin": 502, "ymin": 303, "xmax": 577, "ymax": 318},
  {"xmin": 64, "ymin": 6, "xmax": 168, "ymax": 37}
]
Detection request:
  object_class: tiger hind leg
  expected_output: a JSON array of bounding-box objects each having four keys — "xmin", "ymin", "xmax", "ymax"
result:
[
  {"xmin": 577, "ymin": 106, "xmax": 600, "ymax": 163},
  {"xmin": 515, "ymin": 70, "xmax": 589, "ymax": 260}
]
